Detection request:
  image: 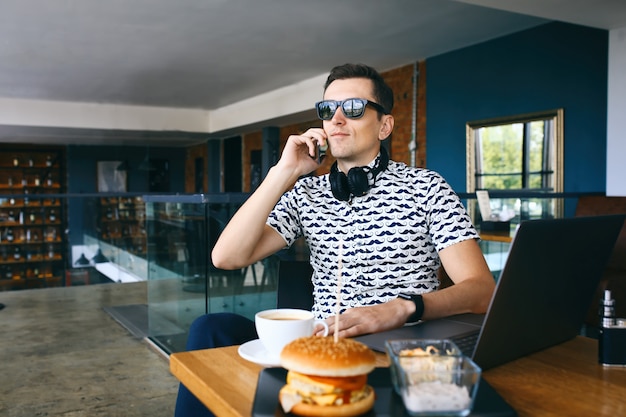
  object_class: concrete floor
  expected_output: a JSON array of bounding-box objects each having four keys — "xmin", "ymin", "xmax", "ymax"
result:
[{"xmin": 0, "ymin": 282, "xmax": 178, "ymax": 417}]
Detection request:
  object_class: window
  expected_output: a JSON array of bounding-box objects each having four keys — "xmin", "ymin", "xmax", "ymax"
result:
[{"xmin": 467, "ymin": 109, "xmax": 563, "ymax": 221}]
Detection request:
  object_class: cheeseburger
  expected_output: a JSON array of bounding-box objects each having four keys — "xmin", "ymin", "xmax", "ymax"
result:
[{"xmin": 279, "ymin": 336, "xmax": 376, "ymax": 416}]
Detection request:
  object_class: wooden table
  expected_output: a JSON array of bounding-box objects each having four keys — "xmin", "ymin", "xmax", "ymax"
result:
[
  {"xmin": 480, "ymin": 232, "xmax": 513, "ymax": 243},
  {"xmin": 170, "ymin": 336, "xmax": 626, "ymax": 417}
]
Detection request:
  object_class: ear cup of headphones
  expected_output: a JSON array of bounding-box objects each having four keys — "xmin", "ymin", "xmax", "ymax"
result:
[
  {"xmin": 328, "ymin": 147, "xmax": 390, "ymax": 201},
  {"xmin": 347, "ymin": 168, "xmax": 370, "ymax": 197},
  {"xmin": 329, "ymin": 165, "xmax": 352, "ymax": 201}
]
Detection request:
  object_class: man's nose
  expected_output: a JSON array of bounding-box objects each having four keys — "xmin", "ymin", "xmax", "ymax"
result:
[{"xmin": 330, "ymin": 106, "xmax": 346, "ymax": 123}]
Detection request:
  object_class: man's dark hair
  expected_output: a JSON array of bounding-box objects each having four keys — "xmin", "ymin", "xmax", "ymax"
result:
[{"xmin": 323, "ymin": 63, "xmax": 394, "ymax": 115}]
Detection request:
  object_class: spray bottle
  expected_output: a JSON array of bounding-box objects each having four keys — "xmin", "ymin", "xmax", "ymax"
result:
[{"xmin": 598, "ymin": 290, "xmax": 626, "ymax": 366}]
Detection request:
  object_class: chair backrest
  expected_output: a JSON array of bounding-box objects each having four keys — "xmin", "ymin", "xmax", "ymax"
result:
[{"xmin": 276, "ymin": 260, "xmax": 314, "ymax": 310}]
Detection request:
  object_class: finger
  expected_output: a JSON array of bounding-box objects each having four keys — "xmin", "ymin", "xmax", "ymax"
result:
[
  {"xmin": 323, "ymin": 316, "xmax": 337, "ymax": 335},
  {"xmin": 304, "ymin": 128, "xmax": 328, "ymax": 148},
  {"xmin": 314, "ymin": 326, "xmax": 330, "ymax": 337},
  {"xmin": 297, "ymin": 134, "xmax": 318, "ymax": 159},
  {"xmin": 313, "ymin": 323, "xmax": 327, "ymax": 335}
]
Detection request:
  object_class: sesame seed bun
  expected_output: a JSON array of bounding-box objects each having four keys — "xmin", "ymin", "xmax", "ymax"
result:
[{"xmin": 280, "ymin": 336, "xmax": 376, "ymax": 376}]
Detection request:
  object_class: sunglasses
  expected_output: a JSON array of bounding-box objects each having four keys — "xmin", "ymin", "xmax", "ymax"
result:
[{"xmin": 315, "ymin": 98, "xmax": 387, "ymax": 120}]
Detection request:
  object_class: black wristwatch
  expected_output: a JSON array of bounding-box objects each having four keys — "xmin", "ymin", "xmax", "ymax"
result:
[{"xmin": 397, "ymin": 293, "xmax": 424, "ymax": 324}]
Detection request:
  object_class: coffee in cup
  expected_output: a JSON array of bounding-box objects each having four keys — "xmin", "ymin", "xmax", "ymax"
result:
[{"xmin": 255, "ymin": 308, "xmax": 329, "ymax": 359}]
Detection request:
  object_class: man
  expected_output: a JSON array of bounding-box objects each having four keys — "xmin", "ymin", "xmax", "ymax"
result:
[
  {"xmin": 212, "ymin": 63, "xmax": 494, "ymax": 336},
  {"xmin": 175, "ymin": 63, "xmax": 494, "ymax": 416}
]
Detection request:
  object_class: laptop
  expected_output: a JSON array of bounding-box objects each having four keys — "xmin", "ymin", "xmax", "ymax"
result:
[{"xmin": 355, "ymin": 214, "xmax": 625, "ymax": 371}]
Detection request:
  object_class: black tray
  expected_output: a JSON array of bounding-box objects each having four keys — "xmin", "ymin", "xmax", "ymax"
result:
[{"xmin": 252, "ymin": 367, "xmax": 516, "ymax": 417}]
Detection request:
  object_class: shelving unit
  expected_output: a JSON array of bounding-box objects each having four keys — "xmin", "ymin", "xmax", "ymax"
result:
[
  {"xmin": 0, "ymin": 148, "xmax": 66, "ymax": 290},
  {"xmin": 97, "ymin": 196, "xmax": 147, "ymax": 257}
]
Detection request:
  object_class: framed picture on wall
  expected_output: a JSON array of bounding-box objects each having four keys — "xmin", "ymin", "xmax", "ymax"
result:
[{"xmin": 97, "ymin": 161, "xmax": 127, "ymax": 192}]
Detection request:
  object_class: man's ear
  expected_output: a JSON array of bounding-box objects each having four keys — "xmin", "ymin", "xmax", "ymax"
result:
[{"xmin": 379, "ymin": 115, "xmax": 394, "ymax": 140}]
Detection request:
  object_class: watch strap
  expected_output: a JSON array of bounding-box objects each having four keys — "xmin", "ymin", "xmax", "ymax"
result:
[{"xmin": 398, "ymin": 293, "xmax": 424, "ymax": 324}]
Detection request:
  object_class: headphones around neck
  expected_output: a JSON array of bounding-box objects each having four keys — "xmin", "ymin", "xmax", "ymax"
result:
[{"xmin": 329, "ymin": 146, "xmax": 389, "ymax": 201}]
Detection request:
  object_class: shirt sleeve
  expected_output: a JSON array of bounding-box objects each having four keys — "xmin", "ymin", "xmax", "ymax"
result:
[
  {"xmin": 421, "ymin": 171, "xmax": 479, "ymax": 251},
  {"xmin": 266, "ymin": 185, "xmax": 303, "ymax": 248}
]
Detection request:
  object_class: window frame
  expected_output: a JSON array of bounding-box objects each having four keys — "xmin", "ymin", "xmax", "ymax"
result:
[{"xmin": 466, "ymin": 109, "xmax": 564, "ymax": 220}]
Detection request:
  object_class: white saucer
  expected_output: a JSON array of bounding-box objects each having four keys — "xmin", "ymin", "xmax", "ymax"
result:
[{"xmin": 238, "ymin": 339, "xmax": 282, "ymax": 367}]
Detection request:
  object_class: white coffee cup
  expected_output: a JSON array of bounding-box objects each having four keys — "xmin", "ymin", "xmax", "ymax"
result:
[{"xmin": 255, "ymin": 308, "xmax": 329, "ymax": 359}]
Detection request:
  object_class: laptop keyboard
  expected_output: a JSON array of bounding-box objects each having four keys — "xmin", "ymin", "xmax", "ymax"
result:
[{"xmin": 452, "ymin": 331, "xmax": 479, "ymax": 357}]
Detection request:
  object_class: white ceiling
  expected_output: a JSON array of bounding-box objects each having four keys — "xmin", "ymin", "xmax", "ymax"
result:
[{"xmin": 1, "ymin": 0, "xmax": 625, "ymax": 146}]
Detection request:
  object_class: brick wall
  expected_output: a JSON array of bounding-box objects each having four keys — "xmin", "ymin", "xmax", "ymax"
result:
[{"xmin": 383, "ymin": 64, "xmax": 417, "ymax": 166}]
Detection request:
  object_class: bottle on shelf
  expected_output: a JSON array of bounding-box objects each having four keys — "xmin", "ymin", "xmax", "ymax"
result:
[{"xmin": 0, "ymin": 150, "xmax": 64, "ymax": 287}]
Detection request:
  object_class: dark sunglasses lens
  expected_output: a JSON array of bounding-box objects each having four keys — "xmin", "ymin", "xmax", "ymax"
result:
[
  {"xmin": 317, "ymin": 101, "xmax": 337, "ymax": 120},
  {"xmin": 342, "ymin": 99, "xmax": 365, "ymax": 119}
]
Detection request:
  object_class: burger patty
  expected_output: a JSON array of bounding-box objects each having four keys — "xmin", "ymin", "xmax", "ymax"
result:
[{"xmin": 280, "ymin": 371, "xmax": 372, "ymax": 411}]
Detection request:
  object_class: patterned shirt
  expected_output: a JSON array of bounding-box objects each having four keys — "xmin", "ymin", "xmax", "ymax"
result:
[{"xmin": 267, "ymin": 158, "xmax": 478, "ymax": 319}]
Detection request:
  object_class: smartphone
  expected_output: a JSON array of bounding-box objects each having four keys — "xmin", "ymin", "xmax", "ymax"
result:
[{"xmin": 316, "ymin": 143, "xmax": 328, "ymax": 164}]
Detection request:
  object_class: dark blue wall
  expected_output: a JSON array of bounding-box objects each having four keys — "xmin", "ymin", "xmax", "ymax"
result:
[
  {"xmin": 65, "ymin": 145, "xmax": 187, "ymax": 247},
  {"xmin": 426, "ymin": 22, "xmax": 608, "ymax": 195},
  {"xmin": 66, "ymin": 145, "xmax": 186, "ymax": 193}
]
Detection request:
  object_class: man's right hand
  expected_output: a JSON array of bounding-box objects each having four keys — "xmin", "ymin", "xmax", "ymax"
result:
[{"xmin": 277, "ymin": 128, "xmax": 328, "ymax": 178}]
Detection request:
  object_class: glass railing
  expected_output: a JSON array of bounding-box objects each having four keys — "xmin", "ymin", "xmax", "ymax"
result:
[
  {"xmin": 461, "ymin": 191, "xmax": 599, "ymax": 280},
  {"xmin": 143, "ymin": 194, "xmax": 288, "ymax": 353},
  {"xmin": 0, "ymin": 191, "xmax": 603, "ymax": 354},
  {"xmin": 141, "ymin": 194, "xmax": 315, "ymax": 353}
]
